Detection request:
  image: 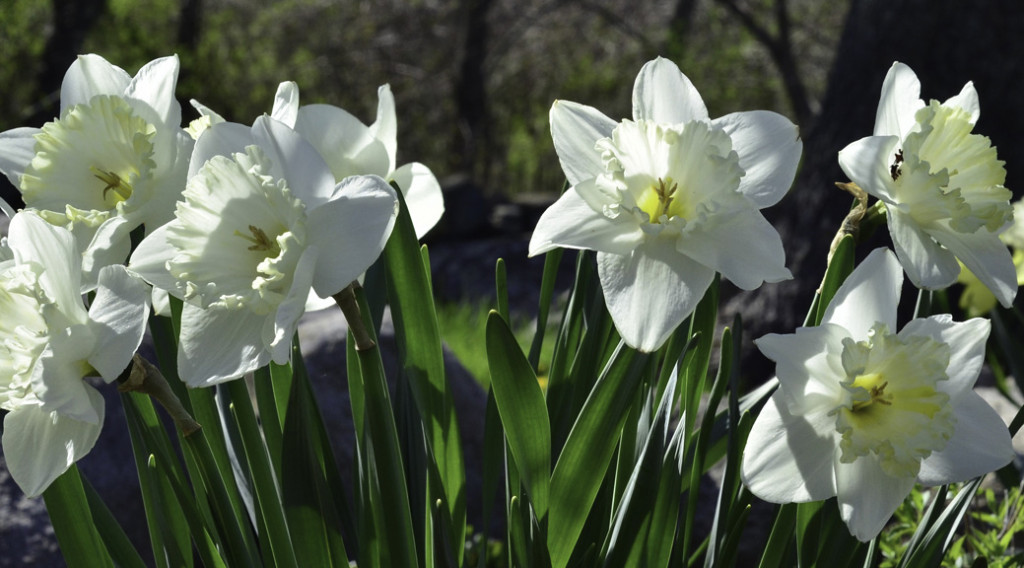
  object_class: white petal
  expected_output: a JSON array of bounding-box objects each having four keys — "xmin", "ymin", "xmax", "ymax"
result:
[
  {"xmin": 898, "ymin": 315, "xmax": 989, "ymax": 396},
  {"xmin": 178, "ymin": 302, "xmax": 271, "ymax": 386},
  {"xmin": 33, "ymin": 337, "xmax": 100, "ymax": 424},
  {"xmin": 888, "ymin": 210, "xmax": 961, "ymax": 289},
  {"xmin": 528, "ymin": 181, "xmax": 643, "ymax": 257},
  {"xmin": 269, "ymin": 248, "xmax": 318, "ymax": 364},
  {"xmin": 834, "ymin": 455, "xmax": 916, "ymax": 542},
  {"xmin": 8, "ymin": 211, "xmax": 83, "ymax": 314},
  {"xmin": 251, "ymin": 116, "xmax": 336, "ymax": 210},
  {"xmin": 87, "ymin": 265, "xmax": 151, "ymax": 382},
  {"xmin": 549, "ymin": 100, "xmax": 616, "ymax": 187},
  {"xmin": 681, "ymin": 206, "xmax": 791, "ymax": 289},
  {"xmin": 293, "ymin": 104, "xmax": 390, "ymax": 180},
  {"xmin": 0, "ymin": 127, "xmax": 42, "ymax": 187},
  {"xmin": 916, "ymin": 391, "xmax": 1013, "ymax": 485},
  {"xmin": 837, "ymin": 135, "xmax": 902, "ymax": 203},
  {"xmin": 124, "ymin": 55, "xmax": 181, "ymax": 131},
  {"xmin": 190, "ymin": 99, "xmax": 226, "ymax": 123},
  {"xmin": 754, "ymin": 325, "xmax": 848, "ymax": 415},
  {"xmin": 931, "ymin": 227, "xmax": 1017, "ymax": 307},
  {"xmin": 60, "ymin": 54, "xmax": 131, "ymax": 112},
  {"xmin": 2, "ymin": 397, "xmax": 104, "ymax": 498},
  {"xmin": 270, "ymin": 81, "xmax": 300, "ymax": 128},
  {"xmin": 712, "ymin": 111, "xmax": 802, "ymax": 207},
  {"xmin": 307, "ymin": 175, "xmax": 397, "ymax": 297},
  {"xmin": 391, "ymin": 162, "xmax": 444, "ymax": 238},
  {"xmin": 188, "ymin": 121, "xmax": 255, "ymax": 179},
  {"xmin": 942, "ymin": 81, "xmax": 980, "ymax": 125},
  {"xmin": 822, "ymin": 248, "xmax": 902, "ymax": 337},
  {"xmin": 128, "ymin": 223, "xmax": 184, "ymax": 297},
  {"xmin": 597, "ymin": 239, "xmax": 714, "ymax": 352},
  {"xmin": 143, "ymin": 130, "xmax": 193, "ymax": 229},
  {"xmin": 304, "ymin": 290, "xmax": 334, "ymax": 313},
  {"xmin": 873, "ymin": 62, "xmax": 923, "ymax": 138},
  {"xmin": 631, "ymin": 57, "xmax": 708, "ymax": 124},
  {"xmin": 369, "ymin": 84, "xmax": 398, "ymax": 174},
  {"xmin": 741, "ymin": 393, "xmax": 838, "ymax": 503},
  {"xmin": 80, "ymin": 215, "xmax": 134, "ymax": 291}
]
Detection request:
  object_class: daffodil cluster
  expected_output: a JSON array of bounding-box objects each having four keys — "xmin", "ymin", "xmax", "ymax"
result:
[{"xmin": 0, "ymin": 53, "xmax": 442, "ymax": 495}]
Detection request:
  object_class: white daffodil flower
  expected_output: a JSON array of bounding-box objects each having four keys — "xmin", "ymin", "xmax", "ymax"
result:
[
  {"xmin": 839, "ymin": 62, "xmax": 1015, "ymax": 307},
  {"xmin": 129, "ymin": 116, "xmax": 398, "ymax": 386},
  {"xmin": 0, "ymin": 54, "xmax": 193, "ymax": 288},
  {"xmin": 1, "ymin": 211, "xmax": 150, "ymax": 497},
  {"xmin": 742, "ymin": 248, "xmax": 1014, "ymax": 542},
  {"xmin": 528, "ymin": 57, "xmax": 800, "ymax": 352},
  {"xmin": 267, "ymin": 81, "xmax": 444, "ymax": 238}
]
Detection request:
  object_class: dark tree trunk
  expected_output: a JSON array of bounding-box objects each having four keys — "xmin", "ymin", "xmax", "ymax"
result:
[
  {"xmin": 454, "ymin": 0, "xmax": 493, "ymax": 182},
  {"xmin": 734, "ymin": 0, "xmax": 1024, "ymax": 378},
  {"xmin": 29, "ymin": 0, "xmax": 108, "ymax": 126}
]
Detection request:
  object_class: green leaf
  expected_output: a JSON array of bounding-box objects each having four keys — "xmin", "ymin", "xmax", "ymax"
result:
[
  {"xmin": 281, "ymin": 346, "xmax": 350, "ymax": 567},
  {"xmin": 225, "ymin": 379, "xmax": 299, "ymax": 568},
  {"xmin": 382, "ymin": 184, "xmax": 467, "ymax": 563},
  {"xmin": 81, "ymin": 475, "xmax": 147, "ymax": 568},
  {"xmin": 548, "ymin": 342, "xmax": 648, "ymax": 568},
  {"xmin": 903, "ymin": 480, "xmax": 983, "ymax": 568},
  {"xmin": 43, "ymin": 465, "xmax": 115, "ymax": 568},
  {"xmin": 486, "ymin": 310, "xmax": 552, "ymax": 523},
  {"xmin": 814, "ymin": 235, "xmax": 856, "ymax": 326}
]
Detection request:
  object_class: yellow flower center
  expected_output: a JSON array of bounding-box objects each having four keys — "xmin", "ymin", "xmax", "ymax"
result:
[
  {"xmin": 833, "ymin": 323, "xmax": 955, "ymax": 478},
  {"xmin": 636, "ymin": 176, "xmax": 682, "ymax": 223},
  {"xmin": 593, "ymin": 119, "xmax": 745, "ymax": 235},
  {"xmin": 21, "ymin": 95, "xmax": 155, "ymax": 218}
]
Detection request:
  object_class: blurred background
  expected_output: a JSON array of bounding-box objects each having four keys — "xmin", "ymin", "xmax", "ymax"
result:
[{"xmin": 0, "ymin": 0, "xmax": 846, "ymax": 210}]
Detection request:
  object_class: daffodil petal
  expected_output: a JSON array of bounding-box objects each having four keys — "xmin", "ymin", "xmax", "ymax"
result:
[
  {"xmin": 188, "ymin": 121, "xmax": 256, "ymax": 178},
  {"xmin": 931, "ymin": 226, "xmax": 1017, "ymax": 307},
  {"xmin": 60, "ymin": 54, "xmax": 131, "ymax": 112},
  {"xmin": 741, "ymin": 393, "xmax": 838, "ymax": 503},
  {"xmin": 0, "ymin": 127, "xmax": 40, "ymax": 187},
  {"xmin": 370, "ymin": 84, "xmax": 398, "ymax": 174},
  {"xmin": 834, "ymin": 454, "xmax": 916, "ymax": 542},
  {"xmin": 178, "ymin": 302, "xmax": 271, "ymax": 386},
  {"xmin": 838, "ymin": 135, "xmax": 901, "ymax": 203},
  {"xmin": 754, "ymin": 325, "xmax": 847, "ymax": 415},
  {"xmin": 8, "ymin": 211, "xmax": 84, "ymax": 313},
  {"xmin": 33, "ymin": 339, "xmax": 102, "ymax": 424},
  {"xmin": 87, "ymin": 265, "xmax": 150, "ymax": 382},
  {"xmin": 897, "ymin": 315, "xmax": 989, "ymax": 396},
  {"xmin": 681, "ymin": 207, "xmax": 791, "ymax": 289},
  {"xmin": 2, "ymin": 398, "xmax": 104, "ymax": 498},
  {"xmin": 294, "ymin": 104, "xmax": 390, "ymax": 180},
  {"xmin": 597, "ymin": 240, "xmax": 714, "ymax": 352},
  {"xmin": 271, "ymin": 81, "xmax": 300, "ymax": 128},
  {"xmin": 821, "ymin": 248, "xmax": 902, "ymax": 337},
  {"xmin": 392, "ymin": 162, "xmax": 444, "ymax": 239},
  {"xmin": 124, "ymin": 55, "xmax": 181, "ymax": 131},
  {"xmin": 251, "ymin": 116, "xmax": 336, "ymax": 210},
  {"xmin": 549, "ymin": 100, "xmax": 616, "ymax": 187},
  {"xmin": 942, "ymin": 81, "xmax": 980, "ymax": 125},
  {"xmin": 916, "ymin": 391, "xmax": 1013, "ymax": 485},
  {"xmin": 888, "ymin": 210, "xmax": 962, "ymax": 290},
  {"xmin": 269, "ymin": 247, "xmax": 319, "ymax": 364},
  {"xmin": 631, "ymin": 56, "xmax": 708, "ymax": 124},
  {"xmin": 128, "ymin": 223, "xmax": 184, "ymax": 297},
  {"xmin": 307, "ymin": 175, "xmax": 397, "ymax": 297},
  {"xmin": 713, "ymin": 110, "xmax": 801, "ymax": 208},
  {"xmin": 873, "ymin": 62, "xmax": 922, "ymax": 138},
  {"xmin": 528, "ymin": 181, "xmax": 643, "ymax": 257}
]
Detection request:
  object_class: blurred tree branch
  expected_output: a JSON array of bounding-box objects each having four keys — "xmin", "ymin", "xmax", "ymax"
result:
[{"xmin": 715, "ymin": 0, "xmax": 813, "ymax": 128}]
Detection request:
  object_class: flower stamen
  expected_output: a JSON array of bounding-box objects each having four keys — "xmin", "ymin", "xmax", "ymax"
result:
[
  {"xmin": 235, "ymin": 225, "xmax": 280, "ymax": 256},
  {"xmin": 90, "ymin": 167, "xmax": 133, "ymax": 203}
]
